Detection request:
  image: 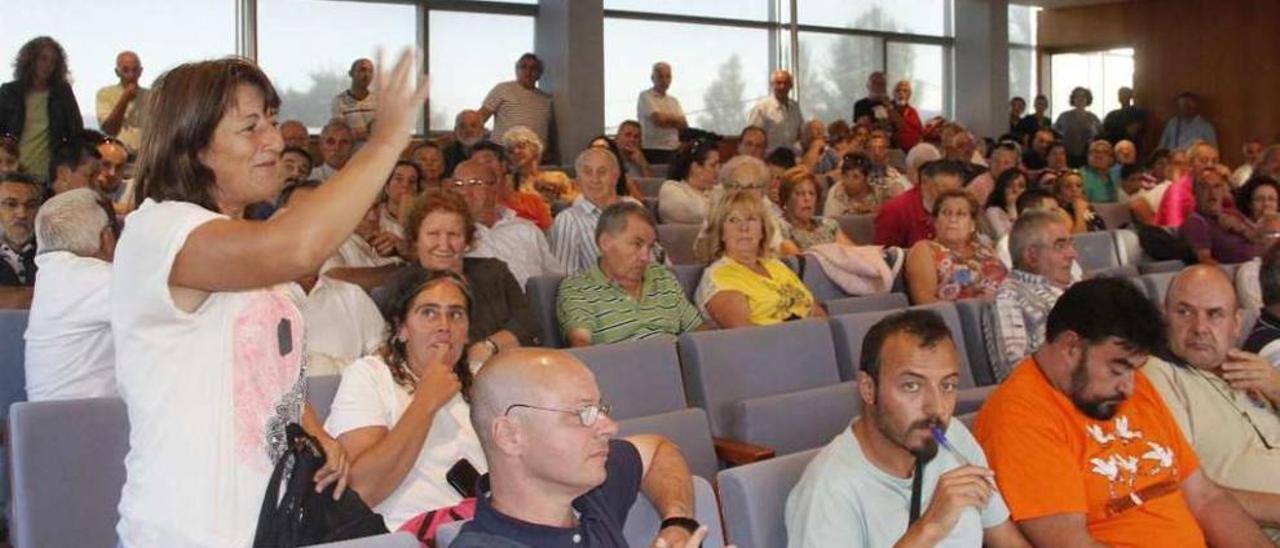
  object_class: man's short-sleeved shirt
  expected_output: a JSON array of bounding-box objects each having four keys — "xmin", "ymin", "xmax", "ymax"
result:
[
  {"xmin": 785, "ymin": 419, "xmax": 1010, "ymax": 547},
  {"xmin": 95, "ymin": 83, "xmax": 149, "ymax": 152},
  {"xmin": 974, "ymin": 357, "xmax": 1206, "ymax": 547},
  {"xmin": 638, "ymin": 89, "xmax": 683, "ymax": 151},
  {"xmin": 483, "ymin": 81, "xmax": 553, "ymax": 145},
  {"xmin": 557, "ymin": 263, "xmax": 702, "ymax": 345},
  {"xmin": 746, "ymin": 96, "xmax": 804, "ymax": 154},
  {"xmin": 452, "ymin": 439, "xmax": 642, "ymax": 547},
  {"xmin": 873, "ymin": 186, "xmax": 933, "ymax": 248},
  {"xmin": 331, "ymin": 90, "xmax": 377, "ymax": 140}
]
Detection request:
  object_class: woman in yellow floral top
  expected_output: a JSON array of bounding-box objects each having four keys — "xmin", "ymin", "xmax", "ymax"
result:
[
  {"xmin": 694, "ymin": 190, "xmax": 824, "ymax": 327},
  {"xmin": 904, "ymin": 188, "xmax": 1008, "ymax": 304}
]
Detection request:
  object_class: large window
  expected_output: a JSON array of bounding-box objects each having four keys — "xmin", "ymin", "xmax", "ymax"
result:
[
  {"xmin": 887, "ymin": 42, "xmax": 945, "ymax": 121},
  {"xmin": 797, "ymin": 0, "xmax": 950, "ymax": 37},
  {"xmin": 1050, "ymin": 48, "xmax": 1134, "ymax": 120},
  {"xmin": 603, "ymin": 19, "xmax": 770, "ymax": 136},
  {"xmin": 604, "ymin": 0, "xmax": 770, "ymax": 22},
  {"xmin": 796, "ymin": 33, "xmax": 882, "ymax": 124},
  {"xmin": 427, "ymin": 11, "xmax": 535, "ymax": 133},
  {"xmin": 257, "ymin": 0, "xmax": 417, "ymax": 131},
  {"xmin": 1008, "ymin": 4, "xmax": 1038, "ymax": 104},
  {"xmin": 0, "ymin": 0, "xmax": 235, "ymax": 129}
]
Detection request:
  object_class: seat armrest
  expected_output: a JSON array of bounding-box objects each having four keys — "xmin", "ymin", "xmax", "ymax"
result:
[{"xmin": 713, "ymin": 436, "xmax": 775, "ymax": 467}]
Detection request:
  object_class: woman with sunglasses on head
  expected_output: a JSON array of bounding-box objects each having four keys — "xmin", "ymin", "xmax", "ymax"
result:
[
  {"xmin": 326, "ymin": 268, "xmax": 486, "ymax": 530},
  {"xmin": 110, "ymin": 51, "xmax": 426, "ymax": 546},
  {"xmin": 658, "ymin": 139, "xmax": 720, "ymax": 224},
  {"xmin": 0, "ymin": 36, "xmax": 84, "ymax": 184}
]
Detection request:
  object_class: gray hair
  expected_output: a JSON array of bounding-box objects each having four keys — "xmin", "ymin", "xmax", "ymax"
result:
[
  {"xmin": 718, "ymin": 155, "xmax": 770, "ymax": 190},
  {"xmin": 574, "ymin": 147, "xmax": 619, "ymax": 177},
  {"xmin": 594, "ymin": 201, "xmax": 654, "ymax": 245},
  {"xmin": 320, "ymin": 118, "xmax": 351, "ymax": 136},
  {"xmin": 1009, "ymin": 209, "xmax": 1065, "ymax": 272},
  {"xmin": 35, "ymin": 188, "xmax": 110, "ymax": 257},
  {"xmin": 502, "ymin": 125, "xmax": 544, "ymax": 158}
]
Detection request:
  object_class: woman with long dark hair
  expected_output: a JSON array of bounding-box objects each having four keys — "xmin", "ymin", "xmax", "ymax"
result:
[{"xmin": 0, "ymin": 36, "xmax": 84, "ymax": 183}]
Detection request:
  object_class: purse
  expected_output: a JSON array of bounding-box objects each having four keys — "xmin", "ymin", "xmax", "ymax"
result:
[{"xmin": 253, "ymin": 423, "xmax": 389, "ymax": 547}]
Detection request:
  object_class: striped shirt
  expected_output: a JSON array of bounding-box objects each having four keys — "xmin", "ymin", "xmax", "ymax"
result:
[
  {"xmin": 551, "ymin": 196, "xmax": 641, "ymax": 276},
  {"xmin": 557, "ymin": 262, "xmax": 702, "ymax": 345},
  {"xmin": 990, "ymin": 269, "xmax": 1064, "ymax": 380},
  {"xmin": 332, "ymin": 90, "xmax": 377, "ymax": 140},
  {"xmin": 482, "ymin": 81, "xmax": 553, "ymax": 144}
]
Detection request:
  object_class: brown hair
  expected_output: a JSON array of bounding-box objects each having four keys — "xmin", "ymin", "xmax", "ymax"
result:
[
  {"xmin": 778, "ymin": 166, "xmax": 819, "ymax": 207},
  {"xmin": 135, "ymin": 58, "xmax": 281, "ymax": 212},
  {"xmin": 929, "ymin": 188, "xmax": 980, "ymax": 222},
  {"xmin": 404, "ymin": 189, "xmax": 477, "ymax": 247}
]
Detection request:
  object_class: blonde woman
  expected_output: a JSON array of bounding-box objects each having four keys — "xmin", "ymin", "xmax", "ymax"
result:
[{"xmin": 502, "ymin": 125, "xmax": 576, "ymax": 205}]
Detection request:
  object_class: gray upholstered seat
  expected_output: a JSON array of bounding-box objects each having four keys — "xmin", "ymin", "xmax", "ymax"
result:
[
  {"xmin": 656, "ymin": 223, "xmax": 702, "ymax": 265},
  {"xmin": 525, "ymin": 273, "xmax": 567, "ymax": 348},
  {"xmin": 716, "ymin": 448, "xmax": 820, "ymax": 548}
]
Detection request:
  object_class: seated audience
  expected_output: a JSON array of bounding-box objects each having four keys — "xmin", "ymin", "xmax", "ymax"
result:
[
  {"xmin": 990, "ymin": 210, "xmax": 1076, "ymax": 380},
  {"xmin": 866, "ymin": 133, "xmax": 912, "ymax": 198},
  {"xmin": 1043, "ymin": 141, "xmax": 1070, "ymax": 176},
  {"xmin": 379, "ymin": 160, "xmax": 422, "ymax": 240},
  {"xmin": 453, "ymin": 158, "xmax": 560, "ymax": 288},
  {"xmin": 552, "ymin": 148, "xmax": 638, "ymax": 276},
  {"xmin": 905, "ymin": 189, "xmax": 1007, "ymax": 304},
  {"xmin": 453, "ymin": 348, "xmax": 708, "ymax": 547},
  {"xmin": 713, "ymin": 154, "xmax": 794, "ymax": 254},
  {"xmin": 904, "ymin": 142, "xmax": 942, "ymax": 186},
  {"xmin": 557, "ymin": 202, "xmax": 702, "ymax": 346},
  {"xmin": 1156, "ymin": 141, "xmax": 1220, "ymax": 229},
  {"xmin": 470, "ymin": 140, "xmax": 552, "ymax": 231},
  {"xmin": 279, "ymin": 146, "xmax": 313, "ymax": 183},
  {"xmin": 1082, "ymin": 140, "xmax": 1120, "ymax": 203},
  {"xmin": 1142, "ymin": 266, "xmax": 1280, "ymax": 541},
  {"xmin": 277, "ymin": 182, "xmax": 386, "ymax": 376},
  {"xmin": 823, "ymin": 152, "xmax": 880, "ymax": 217},
  {"xmin": 409, "ymin": 141, "xmax": 446, "ymax": 191},
  {"xmin": 0, "ymin": 133, "xmax": 19, "ymax": 174},
  {"xmin": 1128, "ymin": 148, "xmax": 1177, "ymax": 225},
  {"xmin": 1244, "ymin": 242, "xmax": 1280, "ymax": 363},
  {"xmin": 737, "ymin": 125, "xmax": 768, "ymax": 160},
  {"xmin": 765, "ymin": 147, "xmax": 798, "ymax": 206},
  {"xmin": 968, "ymin": 144, "xmax": 1021, "ymax": 212},
  {"xmin": 326, "ymin": 269, "xmax": 485, "ymax": 530},
  {"xmin": 1231, "ymin": 140, "xmax": 1265, "ymax": 187},
  {"xmin": 874, "ymin": 159, "xmax": 966, "ymax": 248},
  {"xmin": 1179, "ymin": 165, "xmax": 1259, "ymax": 265},
  {"xmin": 695, "ymin": 190, "xmax": 821, "ymax": 328},
  {"xmin": 940, "ymin": 125, "xmax": 988, "ymax": 191},
  {"xmin": 24, "ymin": 188, "xmax": 117, "ymax": 400},
  {"xmin": 443, "ymin": 109, "xmax": 487, "ymax": 177},
  {"xmin": 1055, "ymin": 170, "xmax": 1106, "ymax": 233},
  {"xmin": 278, "ymin": 119, "xmax": 309, "ymax": 150},
  {"xmin": 94, "ymin": 136, "xmax": 129, "ymax": 207},
  {"xmin": 975, "ymin": 278, "xmax": 1273, "ymax": 546},
  {"xmin": 587, "ymin": 134, "xmax": 643, "ymax": 199},
  {"xmin": 1234, "ymin": 213, "xmax": 1280, "ymax": 313},
  {"xmin": 779, "ymin": 167, "xmax": 853, "ymax": 250},
  {"xmin": 995, "ymin": 188, "xmax": 1085, "ymax": 282},
  {"xmin": 48, "ymin": 133, "xmax": 102, "ymax": 195},
  {"xmin": 614, "ymin": 120, "xmax": 654, "ymax": 178},
  {"xmin": 505, "ymin": 125, "xmax": 575, "ymax": 206},
  {"xmin": 0, "ymin": 172, "xmax": 41, "ymax": 286},
  {"xmin": 1114, "ymin": 139, "xmax": 1138, "ymax": 171},
  {"xmin": 786, "ymin": 310, "xmax": 1026, "ymax": 547},
  {"xmin": 658, "ymin": 139, "xmax": 720, "ymax": 224},
  {"xmin": 984, "ymin": 168, "xmax": 1028, "ymax": 240},
  {"xmin": 1015, "ymin": 96, "xmax": 1052, "ymax": 154},
  {"xmin": 311, "ymin": 118, "xmax": 354, "ymax": 182},
  {"xmin": 1022, "ymin": 128, "xmax": 1055, "ymax": 171},
  {"xmin": 1235, "ymin": 175, "xmax": 1280, "ymax": 224}
]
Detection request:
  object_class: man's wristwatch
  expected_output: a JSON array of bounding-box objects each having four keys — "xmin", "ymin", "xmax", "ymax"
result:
[{"xmin": 660, "ymin": 516, "xmax": 700, "ymax": 535}]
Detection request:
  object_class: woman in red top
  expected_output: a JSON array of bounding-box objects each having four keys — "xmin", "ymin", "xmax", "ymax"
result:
[{"xmin": 890, "ymin": 80, "xmax": 923, "ymax": 152}]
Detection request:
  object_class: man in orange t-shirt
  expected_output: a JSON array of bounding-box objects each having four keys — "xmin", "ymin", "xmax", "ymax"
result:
[{"xmin": 974, "ymin": 277, "xmax": 1272, "ymax": 547}]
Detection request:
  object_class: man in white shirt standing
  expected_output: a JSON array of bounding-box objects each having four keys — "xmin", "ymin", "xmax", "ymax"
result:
[
  {"xmin": 24, "ymin": 188, "xmax": 118, "ymax": 401},
  {"xmin": 747, "ymin": 69, "xmax": 804, "ymax": 155},
  {"xmin": 637, "ymin": 61, "xmax": 687, "ymax": 164},
  {"xmin": 96, "ymin": 51, "xmax": 148, "ymax": 155},
  {"xmin": 332, "ymin": 58, "xmax": 377, "ymax": 144},
  {"xmin": 479, "ymin": 53, "xmax": 553, "ymax": 150},
  {"xmin": 453, "ymin": 159, "xmax": 560, "ymax": 288},
  {"xmin": 786, "ymin": 309, "xmax": 1029, "ymax": 547}
]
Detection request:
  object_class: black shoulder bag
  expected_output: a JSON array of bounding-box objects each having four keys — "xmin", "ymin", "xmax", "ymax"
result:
[{"xmin": 253, "ymin": 423, "xmax": 389, "ymax": 547}]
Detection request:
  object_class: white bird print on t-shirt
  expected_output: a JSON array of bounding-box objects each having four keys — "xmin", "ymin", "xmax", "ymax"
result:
[
  {"xmin": 1114, "ymin": 416, "xmax": 1143, "ymax": 443},
  {"xmin": 1142, "ymin": 441, "xmax": 1175, "ymax": 471},
  {"xmin": 1086, "ymin": 424, "xmax": 1115, "ymax": 445}
]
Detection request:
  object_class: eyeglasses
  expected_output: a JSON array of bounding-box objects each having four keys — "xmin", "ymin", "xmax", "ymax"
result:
[
  {"xmin": 504, "ymin": 402, "xmax": 612, "ymax": 427},
  {"xmin": 450, "ymin": 178, "xmax": 493, "ymax": 188}
]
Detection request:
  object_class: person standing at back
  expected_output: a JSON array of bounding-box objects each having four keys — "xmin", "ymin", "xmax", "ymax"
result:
[{"xmin": 0, "ymin": 36, "xmax": 84, "ymax": 184}]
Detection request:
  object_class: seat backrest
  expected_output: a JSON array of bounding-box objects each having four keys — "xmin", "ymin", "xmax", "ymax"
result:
[
  {"xmin": 733, "ymin": 381, "xmax": 858, "ymax": 455},
  {"xmin": 679, "ymin": 319, "xmax": 841, "ymax": 438},
  {"xmin": 797, "ymin": 256, "xmax": 849, "ymax": 303},
  {"xmin": 1113, "ymin": 228, "xmax": 1143, "ymax": 266},
  {"xmin": 824, "ymin": 292, "xmax": 909, "ymax": 316},
  {"xmin": 641, "ymin": 197, "xmax": 660, "ymax": 221},
  {"xmin": 1089, "ymin": 265, "xmax": 1140, "ymax": 279},
  {"xmin": 625, "ymin": 476, "xmax": 726, "ymax": 547},
  {"xmin": 835, "ymin": 214, "xmax": 875, "ymax": 245},
  {"xmin": 657, "ymin": 223, "xmax": 703, "ymax": 265},
  {"xmin": 636, "ymin": 177, "xmax": 665, "ymax": 198},
  {"xmin": 1093, "ymin": 202, "xmax": 1133, "ymax": 229},
  {"xmin": 566, "ymin": 336, "xmax": 686, "ymax": 420},
  {"xmin": 0, "ymin": 309, "xmax": 29, "ymax": 420},
  {"xmin": 668, "ymin": 264, "xmax": 706, "ymax": 303},
  {"xmin": 953, "ymin": 298, "xmax": 997, "ymax": 387},
  {"xmin": 717, "ymin": 448, "xmax": 820, "ymax": 548},
  {"xmin": 525, "ymin": 274, "xmax": 566, "ymax": 348},
  {"xmin": 10, "ymin": 397, "xmax": 129, "ymax": 548},
  {"xmin": 1219, "ymin": 262, "xmax": 1242, "ymax": 281},
  {"xmin": 1074, "ymin": 231, "xmax": 1120, "ymax": 272},
  {"xmin": 312, "ymin": 532, "xmax": 421, "ymax": 547},
  {"xmin": 1141, "ymin": 271, "xmax": 1177, "ymax": 308},
  {"xmin": 308, "ymin": 374, "xmax": 342, "ymax": 422},
  {"xmin": 618, "ymin": 408, "xmax": 719, "ymax": 480},
  {"xmin": 828, "ymin": 302, "xmax": 974, "ymax": 386}
]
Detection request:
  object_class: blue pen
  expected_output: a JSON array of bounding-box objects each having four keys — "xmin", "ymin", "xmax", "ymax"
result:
[{"xmin": 931, "ymin": 424, "xmax": 999, "ymax": 492}]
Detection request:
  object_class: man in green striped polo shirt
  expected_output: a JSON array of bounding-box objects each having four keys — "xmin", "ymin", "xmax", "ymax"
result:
[{"xmin": 557, "ymin": 201, "xmax": 705, "ymax": 347}]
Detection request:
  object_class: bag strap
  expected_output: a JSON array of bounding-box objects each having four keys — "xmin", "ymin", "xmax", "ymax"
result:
[
  {"xmin": 415, "ymin": 509, "xmax": 441, "ymax": 541},
  {"xmin": 908, "ymin": 458, "xmax": 925, "ymax": 526}
]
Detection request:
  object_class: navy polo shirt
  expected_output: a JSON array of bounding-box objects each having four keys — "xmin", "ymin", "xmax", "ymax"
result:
[{"xmin": 452, "ymin": 439, "xmax": 644, "ymax": 547}]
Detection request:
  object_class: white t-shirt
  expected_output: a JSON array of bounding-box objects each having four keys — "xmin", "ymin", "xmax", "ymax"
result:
[
  {"xmin": 657, "ymin": 180, "xmax": 712, "ymax": 225},
  {"xmin": 332, "ymin": 90, "xmax": 377, "ymax": 141},
  {"xmin": 785, "ymin": 419, "xmax": 1010, "ymax": 547},
  {"xmin": 112, "ymin": 199, "xmax": 307, "ymax": 547},
  {"xmin": 638, "ymin": 89, "xmax": 683, "ymax": 151},
  {"xmin": 322, "ymin": 233, "xmax": 403, "ymax": 273},
  {"xmin": 324, "ymin": 355, "xmax": 487, "ymax": 529},
  {"xmin": 287, "ymin": 276, "xmax": 386, "ymax": 376},
  {"xmin": 24, "ymin": 251, "xmax": 116, "ymax": 401}
]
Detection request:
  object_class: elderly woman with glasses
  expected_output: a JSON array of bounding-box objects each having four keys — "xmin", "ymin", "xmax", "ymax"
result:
[
  {"xmin": 904, "ymin": 189, "xmax": 1007, "ymax": 304},
  {"xmin": 325, "ymin": 268, "xmax": 487, "ymax": 530},
  {"xmin": 503, "ymin": 125, "xmax": 575, "ymax": 206}
]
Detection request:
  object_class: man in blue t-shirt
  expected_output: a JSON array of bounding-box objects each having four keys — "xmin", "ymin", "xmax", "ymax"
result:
[{"xmin": 453, "ymin": 348, "xmax": 708, "ymax": 547}]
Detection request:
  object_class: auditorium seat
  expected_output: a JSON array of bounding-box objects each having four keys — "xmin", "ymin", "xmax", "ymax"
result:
[
  {"xmin": 307, "ymin": 374, "xmax": 342, "ymax": 422},
  {"xmin": 636, "ymin": 177, "xmax": 664, "ymax": 198},
  {"xmin": 679, "ymin": 319, "xmax": 855, "ymax": 455},
  {"xmin": 525, "ymin": 273, "xmax": 566, "ymax": 348},
  {"xmin": 650, "ymin": 164, "xmax": 669, "ymax": 179},
  {"xmin": 953, "ymin": 298, "xmax": 998, "ymax": 387},
  {"xmin": 641, "ymin": 196, "xmax": 660, "ymax": 221},
  {"xmin": 824, "ymin": 292, "xmax": 909, "ymax": 316},
  {"xmin": 669, "ymin": 264, "xmax": 705, "ymax": 303},
  {"xmin": 793, "ymin": 255, "xmax": 847, "ymax": 303},
  {"xmin": 1073, "ymin": 231, "xmax": 1121, "ymax": 272},
  {"xmin": 312, "ymin": 533, "xmax": 420, "ymax": 547},
  {"xmin": 1088, "ymin": 264, "xmax": 1140, "ymax": 279},
  {"xmin": 1093, "ymin": 201, "xmax": 1133, "ymax": 229},
  {"xmin": 1113, "ymin": 229, "xmax": 1185, "ymax": 274},
  {"xmin": 1139, "ymin": 271, "xmax": 1177, "ymax": 308},
  {"xmin": 0, "ymin": 309, "xmax": 29, "ymax": 424},
  {"xmin": 617, "ymin": 408, "xmax": 722, "ymax": 480},
  {"xmin": 9, "ymin": 397, "xmax": 128, "ymax": 547},
  {"xmin": 717, "ymin": 449, "xmax": 819, "ymax": 548},
  {"xmin": 835, "ymin": 214, "xmax": 875, "ymax": 245},
  {"xmin": 657, "ymin": 223, "xmax": 702, "ymax": 265}
]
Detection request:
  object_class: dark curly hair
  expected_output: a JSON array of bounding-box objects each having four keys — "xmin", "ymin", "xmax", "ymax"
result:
[
  {"xmin": 1235, "ymin": 175, "xmax": 1280, "ymax": 220},
  {"xmin": 12, "ymin": 36, "xmax": 69, "ymax": 89},
  {"xmin": 379, "ymin": 268, "xmax": 476, "ymax": 397}
]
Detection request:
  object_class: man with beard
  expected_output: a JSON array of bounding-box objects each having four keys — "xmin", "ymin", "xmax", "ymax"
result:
[
  {"xmin": 975, "ymin": 277, "xmax": 1271, "ymax": 546},
  {"xmin": 444, "ymin": 109, "xmax": 487, "ymax": 177},
  {"xmin": 786, "ymin": 310, "xmax": 1028, "ymax": 547}
]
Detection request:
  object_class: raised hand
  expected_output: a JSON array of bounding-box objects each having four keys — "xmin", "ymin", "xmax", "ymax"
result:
[{"xmin": 368, "ymin": 48, "xmax": 430, "ymax": 154}]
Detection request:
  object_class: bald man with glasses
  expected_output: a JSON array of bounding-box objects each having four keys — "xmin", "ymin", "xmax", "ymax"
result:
[{"xmin": 452, "ymin": 159, "xmax": 560, "ymax": 289}]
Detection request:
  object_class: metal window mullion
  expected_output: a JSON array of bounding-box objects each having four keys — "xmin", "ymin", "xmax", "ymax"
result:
[{"xmin": 237, "ymin": 0, "xmax": 258, "ymax": 61}]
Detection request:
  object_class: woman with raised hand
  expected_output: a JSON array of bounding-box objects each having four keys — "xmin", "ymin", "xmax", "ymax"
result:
[{"xmin": 110, "ymin": 50, "xmax": 427, "ymax": 546}]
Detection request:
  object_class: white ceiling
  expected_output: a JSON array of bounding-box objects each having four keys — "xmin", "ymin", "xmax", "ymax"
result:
[{"xmin": 1010, "ymin": 0, "xmax": 1132, "ymax": 7}]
